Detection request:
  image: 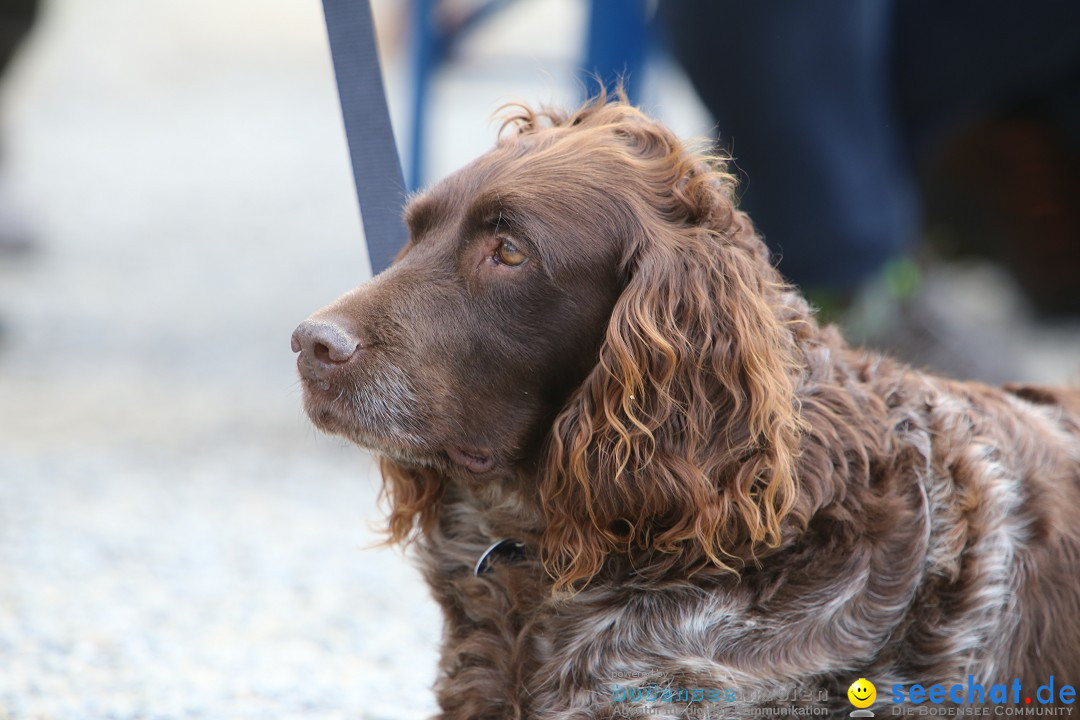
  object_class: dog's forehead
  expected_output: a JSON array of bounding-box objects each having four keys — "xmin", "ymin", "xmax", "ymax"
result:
[
  {"xmin": 406, "ymin": 144, "xmax": 567, "ymax": 229},
  {"xmin": 406, "ymin": 146, "xmax": 513, "ymax": 219},
  {"xmin": 402, "ymin": 133, "xmax": 631, "ymax": 272}
]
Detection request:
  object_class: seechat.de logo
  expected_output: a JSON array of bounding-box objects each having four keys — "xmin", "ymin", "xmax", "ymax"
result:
[{"xmin": 848, "ymin": 678, "xmax": 877, "ymax": 717}]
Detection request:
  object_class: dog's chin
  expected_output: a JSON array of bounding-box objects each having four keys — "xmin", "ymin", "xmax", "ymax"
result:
[
  {"xmin": 301, "ymin": 383, "xmax": 499, "ymax": 476},
  {"xmin": 301, "ymin": 384, "xmax": 422, "ymax": 457},
  {"xmin": 378, "ymin": 444, "xmax": 500, "ymax": 478}
]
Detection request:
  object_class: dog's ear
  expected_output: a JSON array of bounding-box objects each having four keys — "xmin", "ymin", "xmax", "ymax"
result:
[
  {"xmin": 379, "ymin": 458, "xmax": 446, "ymax": 544},
  {"xmin": 539, "ymin": 132, "xmax": 806, "ymax": 590}
]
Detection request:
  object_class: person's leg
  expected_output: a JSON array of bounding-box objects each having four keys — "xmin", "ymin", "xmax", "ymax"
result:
[
  {"xmin": 894, "ymin": 0, "xmax": 1080, "ymax": 316},
  {"xmin": 660, "ymin": 0, "xmax": 917, "ymax": 293},
  {"xmin": 894, "ymin": 0, "xmax": 1080, "ymax": 155},
  {"xmin": 0, "ymin": 0, "xmax": 40, "ymax": 259},
  {"xmin": 0, "ymin": 0, "xmax": 38, "ymax": 75}
]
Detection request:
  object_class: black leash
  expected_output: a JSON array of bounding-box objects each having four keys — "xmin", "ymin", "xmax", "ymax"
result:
[{"xmin": 320, "ymin": 0, "xmax": 408, "ymax": 276}]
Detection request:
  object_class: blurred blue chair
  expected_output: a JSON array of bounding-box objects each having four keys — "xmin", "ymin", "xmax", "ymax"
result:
[{"xmin": 408, "ymin": 0, "xmax": 650, "ymax": 189}]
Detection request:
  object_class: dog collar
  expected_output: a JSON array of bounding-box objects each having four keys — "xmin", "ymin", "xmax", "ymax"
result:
[{"xmin": 474, "ymin": 538, "xmax": 528, "ymax": 576}]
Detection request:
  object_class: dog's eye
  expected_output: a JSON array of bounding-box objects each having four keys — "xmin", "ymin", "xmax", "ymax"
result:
[{"xmin": 495, "ymin": 238, "xmax": 527, "ymax": 267}]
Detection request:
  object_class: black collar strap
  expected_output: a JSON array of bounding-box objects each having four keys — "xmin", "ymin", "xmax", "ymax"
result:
[{"xmin": 474, "ymin": 538, "xmax": 528, "ymax": 576}]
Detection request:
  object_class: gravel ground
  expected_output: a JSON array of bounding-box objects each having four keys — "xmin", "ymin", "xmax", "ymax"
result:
[
  {"xmin": 0, "ymin": 1, "xmax": 448, "ymax": 717},
  {"xmin": 0, "ymin": 1, "xmax": 635, "ymax": 716},
  {"xmin": 0, "ymin": 1, "xmax": 1077, "ymax": 719}
]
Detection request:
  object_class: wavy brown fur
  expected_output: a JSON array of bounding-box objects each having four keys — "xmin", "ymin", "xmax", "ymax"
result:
[
  {"xmin": 293, "ymin": 93, "xmax": 1080, "ymax": 718},
  {"xmin": 525, "ymin": 100, "xmax": 810, "ymax": 589}
]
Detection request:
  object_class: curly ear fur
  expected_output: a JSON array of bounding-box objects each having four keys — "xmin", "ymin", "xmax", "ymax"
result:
[
  {"xmin": 379, "ymin": 458, "xmax": 446, "ymax": 544},
  {"xmin": 537, "ymin": 98, "xmax": 807, "ymax": 590},
  {"xmin": 375, "ymin": 96, "xmax": 806, "ymax": 588}
]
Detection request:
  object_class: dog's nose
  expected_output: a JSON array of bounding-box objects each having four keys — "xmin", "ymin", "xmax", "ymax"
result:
[{"xmin": 291, "ymin": 319, "xmax": 362, "ymax": 365}]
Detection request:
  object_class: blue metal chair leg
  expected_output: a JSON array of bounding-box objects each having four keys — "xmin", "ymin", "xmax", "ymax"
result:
[
  {"xmin": 409, "ymin": 0, "xmax": 438, "ymax": 191},
  {"xmin": 582, "ymin": 0, "xmax": 649, "ymax": 103}
]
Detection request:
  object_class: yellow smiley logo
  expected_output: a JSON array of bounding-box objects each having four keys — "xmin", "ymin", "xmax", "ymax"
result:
[{"xmin": 848, "ymin": 678, "xmax": 876, "ymax": 708}]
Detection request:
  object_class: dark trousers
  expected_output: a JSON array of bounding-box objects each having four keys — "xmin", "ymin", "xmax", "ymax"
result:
[
  {"xmin": 661, "ymin": 0, "xmax": 1080, "ymax": 292},
  {"xmin": 0, "ymin": 0, "xmax": 38, "ymax": 75}
]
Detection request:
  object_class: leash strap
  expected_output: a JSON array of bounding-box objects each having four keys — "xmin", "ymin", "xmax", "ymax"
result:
[{"xmin": 320, "ymin": 0, "xmax": 408, "ymax": 275}]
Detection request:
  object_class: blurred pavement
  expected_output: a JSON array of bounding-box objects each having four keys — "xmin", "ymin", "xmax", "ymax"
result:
[
  {"xmin": 0, "ymin": 1, "xmax": 1076, "ymax": 719},
  {"xmin": 0, "ymin": 1, "xmax": 443, "ymax": 717}
]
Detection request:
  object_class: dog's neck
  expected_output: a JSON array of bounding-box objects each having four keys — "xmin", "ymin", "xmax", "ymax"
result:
[{"xmin": 443, "ymin": 313, "xmax": 901, "ymax": 583}]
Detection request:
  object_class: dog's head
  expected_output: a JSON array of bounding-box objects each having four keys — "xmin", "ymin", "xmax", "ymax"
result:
[{"xmin": 294, "ymin": 96, "xmax": 808, "ymax": 588}]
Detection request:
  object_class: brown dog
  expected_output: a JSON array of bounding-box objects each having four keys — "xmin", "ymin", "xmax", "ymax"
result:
[{"xmin": 293, "ymin": 95, "xmax": 1080, "ymax": 718}]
